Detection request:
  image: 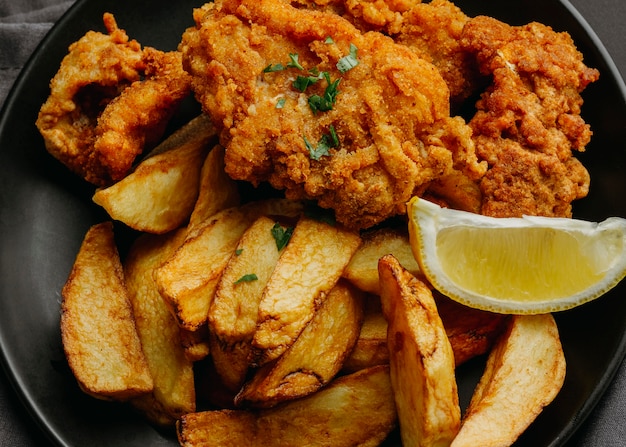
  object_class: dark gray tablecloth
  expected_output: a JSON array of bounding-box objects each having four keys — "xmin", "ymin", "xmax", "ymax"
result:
[{"xmin": 1, "ymin": 0, "xmax": 625, "ymax": 445}]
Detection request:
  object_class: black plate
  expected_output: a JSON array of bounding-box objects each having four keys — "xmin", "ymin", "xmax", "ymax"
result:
[{"xmin": 1, "ymin": 0, "xmax": 625, "ymax": 446}]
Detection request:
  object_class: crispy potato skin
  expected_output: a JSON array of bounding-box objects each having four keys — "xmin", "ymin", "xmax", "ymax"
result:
[
  {"xmin": 252, "ymin": 217, "xmax": 361, "ymax": 365},
  {"xmin": 208, "ymin": 216, "xmax": 282, "ymax": 391},
  {"xmin": 92, "ymin": 132, "xmax": 209, "ymax": 234},
  {"xmin": 451, "ymin": 314, "xmax": 566, "ymax": 447},
  {"xmin": 236, "ymin": 279, "xmax": 364, "ymax": 407},
  {"xmin": 177, "ymin": 365, "xmax": 397, "ymax": 447},
  {"xmin": 61, "ymin": 222, "xmax": 153, "ymax": 400},
  {"xmin": 343, "ymin": 227, "xmax": 422, "ymax": 295},
  {"xmin": 155, "ymin": 199, "xmax": 304, "ymax": 331},
  {"xmin": 124, "ymin": 229, "xmax": 196, "ymax": 426},
  {"xmin": 379, "ymin": 254, "xmax": 460, "ymax": 447}
]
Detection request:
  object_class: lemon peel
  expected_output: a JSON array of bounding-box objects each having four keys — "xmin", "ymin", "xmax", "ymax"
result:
[{"xmin": 407, "ymin": 197, "xmax": 626, "ymax": 314}]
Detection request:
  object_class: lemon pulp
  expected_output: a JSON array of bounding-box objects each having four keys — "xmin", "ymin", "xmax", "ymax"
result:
[
  {"xmin": 436, "ymin": 226, "xmax": 613, "ymax": 302},
  {"xmin": 408, "ymin": 197, "xmax": 626, "ymax": 314}
]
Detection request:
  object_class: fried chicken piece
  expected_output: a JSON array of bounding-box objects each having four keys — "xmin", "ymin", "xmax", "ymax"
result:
[
  {"xmin": 181, "ymin": 0, "xmax": 485, "ymax": 229},
  {"xmin": 36, "ymin": 13, "xmax": 144, "ymax": 185},
  {"xmin": 295, "ymin": 0, "xmax": 483, "ymax": 111},
  {"xmin": 93, "ymin": 48, "xmax": 192, "ymax": 184},
  {"xmin": 391, "ymin": 0, "xmax": 483, "ymax": 110},
  {"xmin": 460, "ymin": 16, "xmax": 599, "ymax": 218},
  {"xmin": 36, "ymin": 14, "xmax": 192, "ymax": 186}
]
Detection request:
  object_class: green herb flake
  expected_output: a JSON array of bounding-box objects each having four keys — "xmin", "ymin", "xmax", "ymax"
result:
[
  {"xmin": 276, "ymin": 97, "xmax": 286, "ymax": 109},
  {"xmin": 293, "ymin": 74, "xmax": 319, "ymax": 92},
  {"xmin": 271, "ymin": 222, "xmax": 294, "ymax": 251},
  {"xmin": 304, "ymin": 135, "xmax": 330, "ymax": 161},
  {"xmin": 308, "ymin": 74, "xmax": 340, "ymax": 113},
  {"xmin": 328, "ymin": 124, "xmax": 339, "ymax": 147},
  {"xmin": 324, "ymin": 36, "xmax": 335, "ymax": 44},
  {"xmin": 337, "ymin": 43, "xmax": 359, "ymax": 73},
  {"xmin": 304, "ymin": 126, "xmax": 339, "ymax": 161},
  {"xmin": 235, "ymin": 248, "xmax": 244, "ymax": 256},
  {"xmin": 234, "ymin": 273, "xmax": 258, "ymax": 284},
  {"xmin": 263, "ymin": 63, "xmax": 285, "ymax": 73},
  {"xmin": 287, "ymin": 53, "xmax": 305, "ymax": 70}
]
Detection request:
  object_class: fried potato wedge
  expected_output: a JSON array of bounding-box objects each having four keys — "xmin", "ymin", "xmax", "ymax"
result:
[
  {"xmin": 344, "ymin": 291, "xmax": 506, "ymax": 373},
  {"xmin": 343, "ymin": 297, "xmax": 389, "ymax": 373},
  {"xmin": 209, "ymin": 216, "xmax": 283, "ymax": 391},
  {"xmin": 188, "ymin": 144, "xmax": 240, "ymax": 235},
  {"xmin": 92, "ymin": 129, "xmax": 210, "ymax": 234},
  {"xmin": 143, "ymin": 113, "xmax": 216, "ymax": 159},
  {"xmin": 61, "ymin": 222, "xmax": 153, "ymax": 400},
  {"xmin": 252, "ymin": 217, "xmax": 362, "ymax": 365},
  {"xmin": 344, "ymin": 227, "xmax": 422, "ymax": 295},
  {"xmin": 154, "ymin": 206, "xmax": 255, "ymax": 330},
  {"xmin": 124, "ymin": 229, "xmax": 195, "ymax": 425},
  {"xmin": 451, "ymin": 314, "xmax": 566, "ymax": 447},
  {"xmin": 236, "ymin": 280, "xmax": 364, "ymax": 407},
  {"xmin": 179, "ymin": 325, "xmax": 211, "ymax": 362},
  {"xmin": 379, "ymin": 254, "xmax": 460, "ymax": 447},
  {"xmin": 177, "ymin": 365, "xmax": 397, "ymax": 447},
  {"xmin": 155, "ymin": 199, "xmax": 303, "ymax": 330}
]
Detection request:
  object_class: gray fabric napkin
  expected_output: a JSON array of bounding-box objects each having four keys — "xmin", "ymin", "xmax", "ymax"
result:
[
  {"xmin": 0, "ymin": 0, "xmax": 624, "ymax": 446},
  {"xmin": 0, "ymin": 0, "xmax": 73, "ymax": 106}
]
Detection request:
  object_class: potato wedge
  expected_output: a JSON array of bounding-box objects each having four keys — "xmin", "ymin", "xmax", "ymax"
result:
[
  {"xmin": 143, "ymin": 113, "xmax": 216, "ymax": 159},
  {"xmin": 208, "ymin": 216, "xmax": 283, "ymax": 391},
  {"xmin": 154, "ymin": 206, "xmax": 254, "ymax": 330},
  {"xmin": 343, "ymin": 297, "xmax": 389, "ymax": 373},
  {"xmin": 92, "ymin": 130, "xmax": 210, "ymax": 234},
  {"xmin": 61, "ymin": 222, "xmax": 153, "ymax": 400},
  {"xmin": 236, "ymin": 280, "xmax": 364, "ymax": 407},
  {"xmin": 344, "ymin": 227, "xmax": 422, "ymax": 294},
  {"xmin": 451, "ymin": 314, "xmax": 566, "ymax": 447},
  {"xmin": 155, "ymin": 199, "xmax": 303, "ymax": 330},
  {"xmin": 252, "ymin": 217, "xmax": 362, "ymax": 365},
  {"xmin": 179, "ymin": 325, "xmax": 211, "ymax": 362},
  {"xmin": 177, "ymin": 365, "xmax": 397, "ymax": 447},
  {"xmin": 345, "ymin": 293, "xmax": 507, "ymax": 372},
  {"xmin": 188, "ymin": 144, "xmax": 240, "ymax": 235},
  {"xmin": 379, "ymin": 254, "xmax": 460, "ymax": 447},
  {"xmin": 124, "ymin": 229, "xmax": 195, "ymax": 425}
]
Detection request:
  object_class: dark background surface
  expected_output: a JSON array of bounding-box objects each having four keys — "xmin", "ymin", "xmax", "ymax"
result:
[{"xmin": 0, "ymin": 0, "xmax": 625, "ymax": 446}]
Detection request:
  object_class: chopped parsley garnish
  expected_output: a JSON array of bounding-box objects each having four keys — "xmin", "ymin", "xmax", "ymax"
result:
[
  {"xmin": 337, "ymin": 43, "xmax": 359, "ymax": 73},
  {"xmin": 263, "ymin": 63, "xmax": 285, "ymax": 73},
  {"xmin": 234, "ymin": 273, "xmax": 258, "ymax": 284},
  {"xmin": 304, "ymin": 135, "xmax": 329, "ymax": 160},
  {"xmin": 271, "ymin": 222, "xmax": 294, "ymax": 251},
  {"xmin": 276, "ymin": 97, "xmax": 286, "ymax": 109},
  {"xmin": 264, "ymin": 44, "xmax": 357, "ymax": 113},
  {"xmin": 304, "ymin": 125, "xmax": 340, "ymax": 160},
  {"xmin": 308, "ymin": 73, "xmax": 341, "ymax": 114},
  {"xmin": 286, "ymin": 53, "xmax": 305, "ymax": 70},
  {"xmin": 235, "ymin": 248, "xmax": 244, "ymax": 256},
  {"xmin": 324, "ymin": 36, "xmax": 335, "ymax": 44},
  {"xmin": 293, "ymin": 72, "xmax": 323, "ymax": 92},
  {"xmin": 327, "ymin": 124, "xmax": 339, "ymax": 147}
]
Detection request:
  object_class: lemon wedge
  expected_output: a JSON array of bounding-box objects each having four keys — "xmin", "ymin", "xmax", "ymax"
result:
[{"xmin": 407, "ymin": 197, "xmax": 626, "ymax": 314}]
